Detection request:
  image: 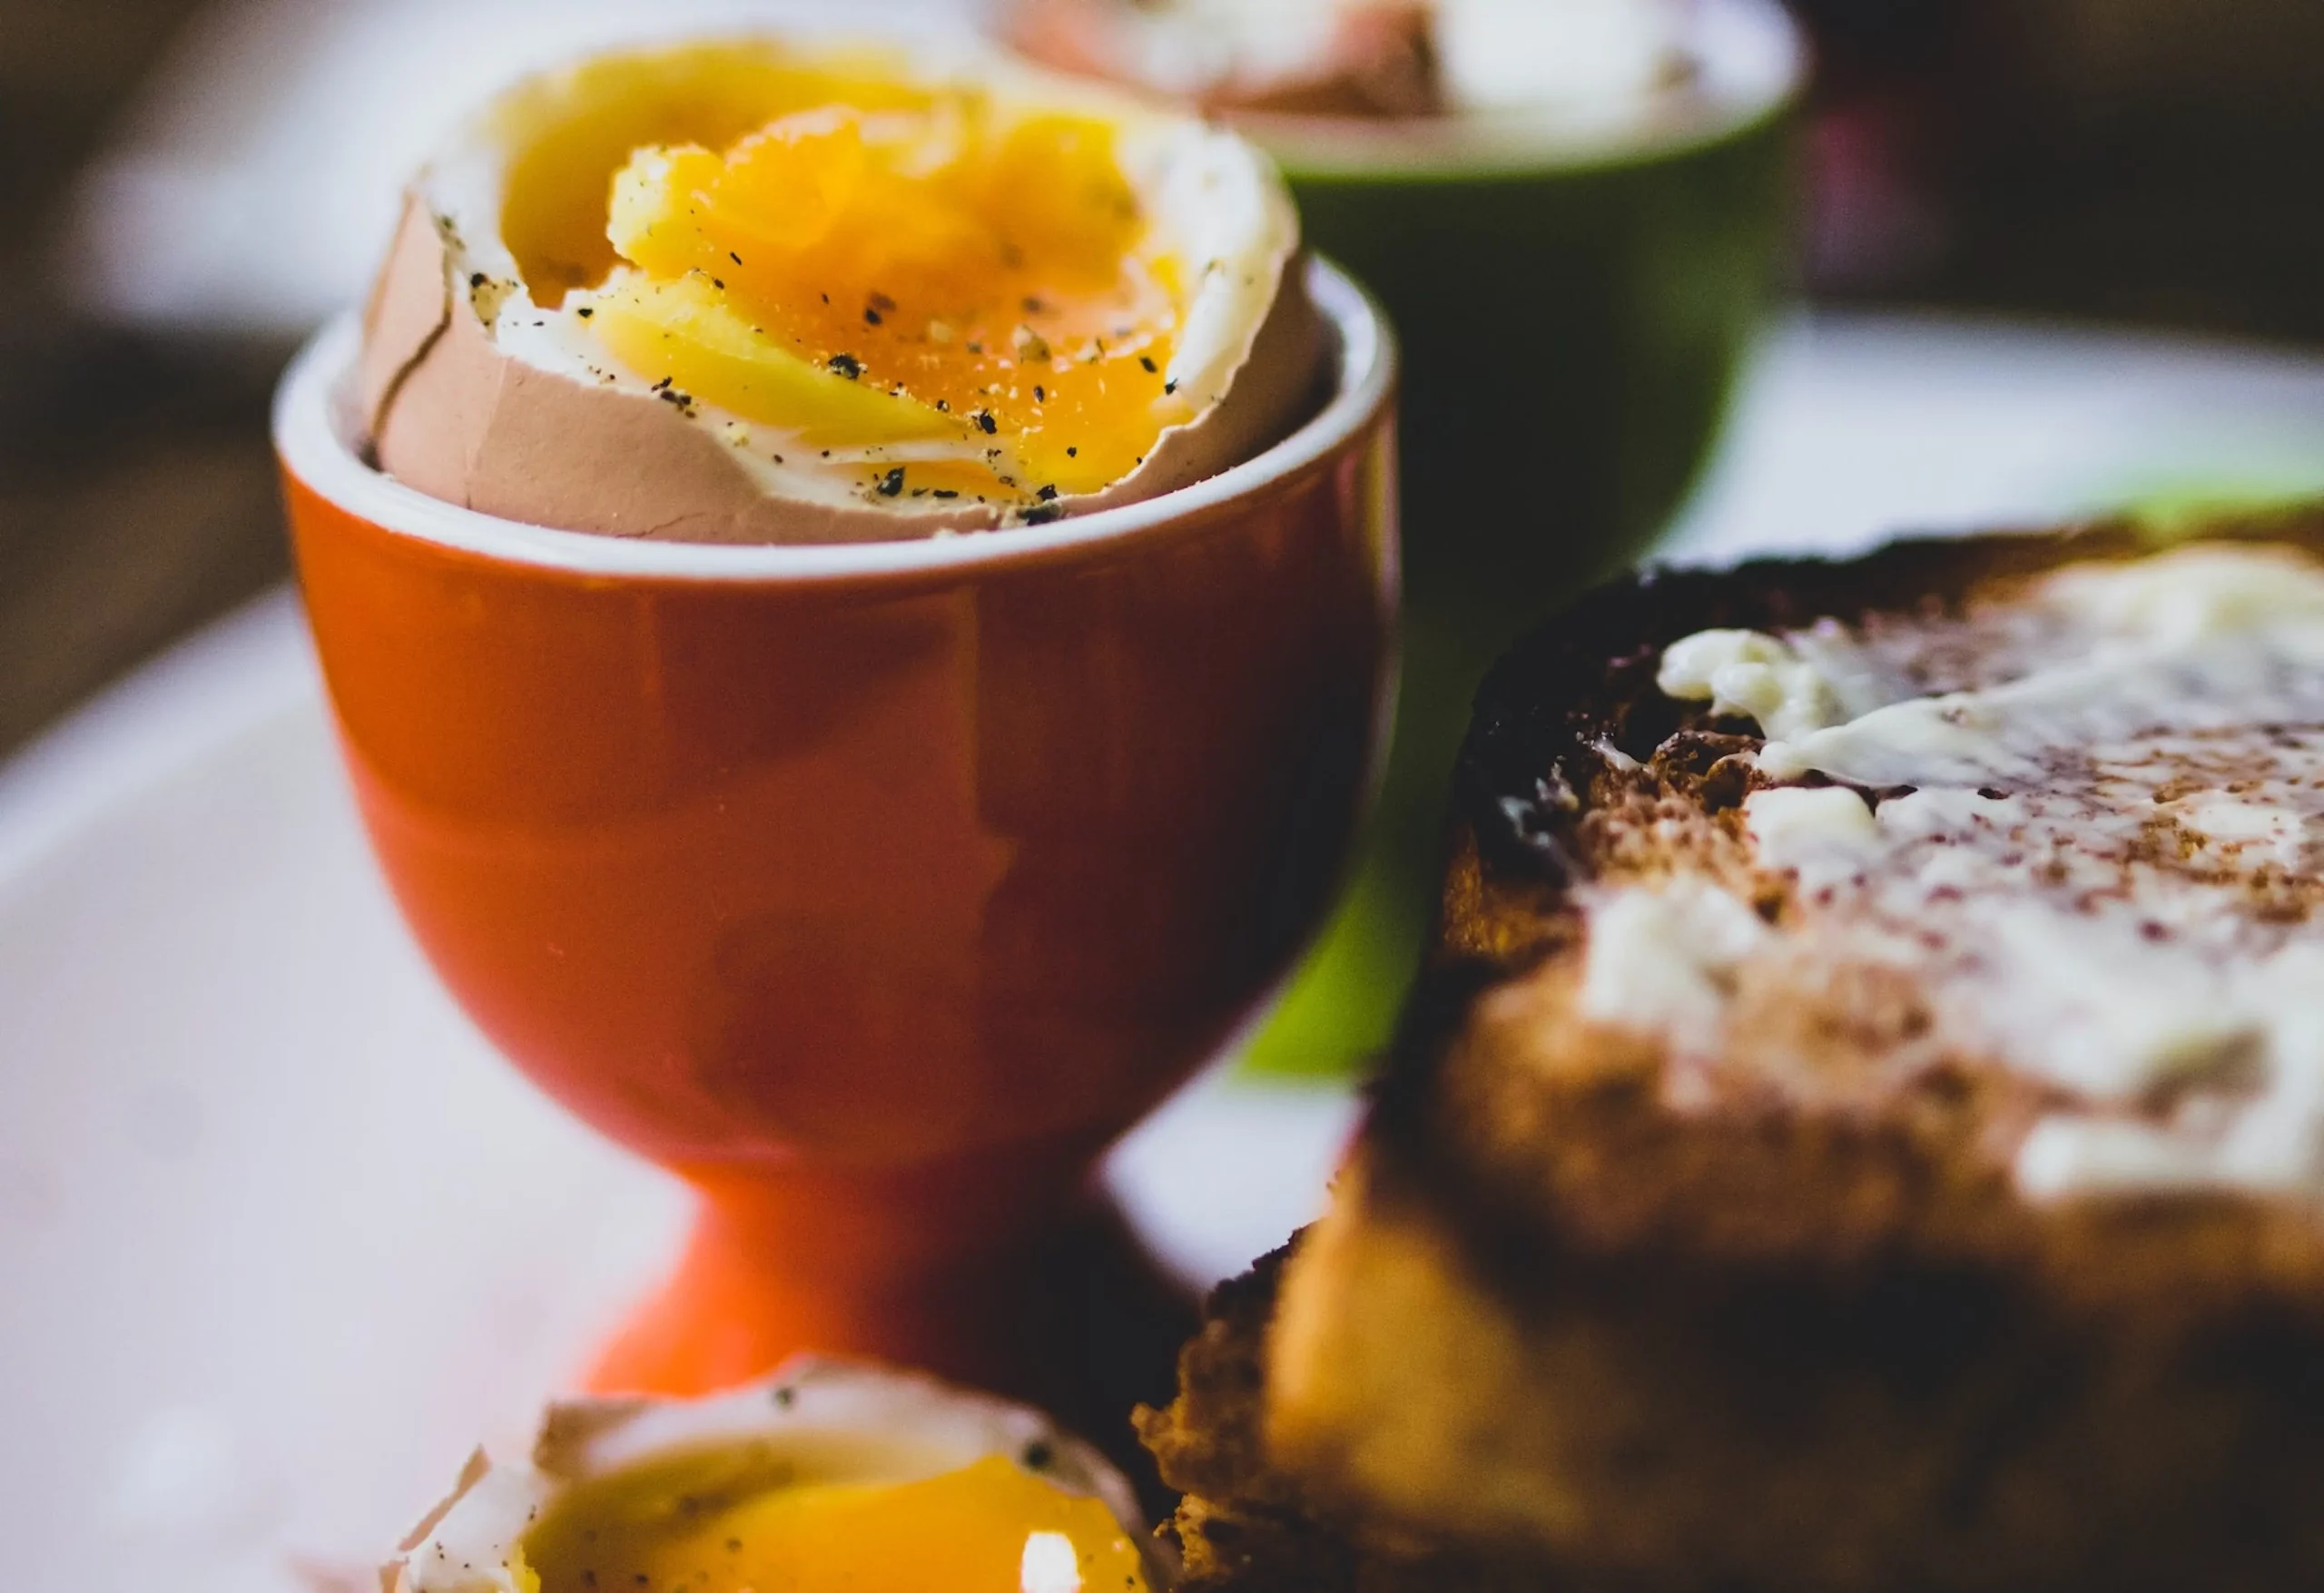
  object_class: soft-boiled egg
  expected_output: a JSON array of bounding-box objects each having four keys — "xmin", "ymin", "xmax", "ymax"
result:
[
  {"xmin": 384, "ymin": 1361, "xmax": 1162, "ymax": 1593},
  {"xmin": 359, "ymin": 39, "xmax": 1321, "ymax": 543}
]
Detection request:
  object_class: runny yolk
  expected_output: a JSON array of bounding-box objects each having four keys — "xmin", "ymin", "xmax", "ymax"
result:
[
  {"xmin": 587, "ymin": 86, "xmax": 1191, "ymax": 509},
  {"xmin": 519, "ymin": 1452, "xmax": 1150, "ymax": 1593}
]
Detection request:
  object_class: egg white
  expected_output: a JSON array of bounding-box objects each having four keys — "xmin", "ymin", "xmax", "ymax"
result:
[{"xmin": 389, "ymin": 1360, "xmax": 1150, "ymax": 1593}]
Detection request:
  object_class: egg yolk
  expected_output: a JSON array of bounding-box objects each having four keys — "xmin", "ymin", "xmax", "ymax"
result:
[
  {"xmin": 495, "ymin": 46, "xmax": 932, "ymax": 301},
  {"xmin": 518, "ymin": 1451, "xmax": 1149, "ymax": 1593},
  {"xmin": 569, "ymin": 64, "xmax": 1191, "ymax": 511}
]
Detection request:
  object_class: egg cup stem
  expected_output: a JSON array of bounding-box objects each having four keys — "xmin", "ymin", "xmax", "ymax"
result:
[{"xmin": 589, "ymin": 1172, "xmax": 1196, "ymax": 1480}]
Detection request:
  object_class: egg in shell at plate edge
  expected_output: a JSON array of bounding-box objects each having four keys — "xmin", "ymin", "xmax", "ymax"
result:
[
  {"xmin": 384, "ymin": 1359, "xmax": 1165, "ymax": 1593},
  {"xmin": 359, "ymin": 39, "xmax": 1323, "ymax": 545}
]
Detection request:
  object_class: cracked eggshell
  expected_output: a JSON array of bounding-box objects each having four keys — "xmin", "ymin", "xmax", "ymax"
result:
[
  {"xmin": 357, "ymin": 54, "xmax": 1323, "ymax": 546},
  {"xmin": 380, "ymin": 1359, "xmax": 1160, "ymax": 1593}
]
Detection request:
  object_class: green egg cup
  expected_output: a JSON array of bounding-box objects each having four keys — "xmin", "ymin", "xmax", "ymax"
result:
[{"xmin": 1241, "ymin": 81, "xmax": 1803, "ymax": 1078}]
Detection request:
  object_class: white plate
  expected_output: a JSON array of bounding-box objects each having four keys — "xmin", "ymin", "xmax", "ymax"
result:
[{"xmin": 5, "ymin": 315, "xmax": 2324, "ymax": 1590}]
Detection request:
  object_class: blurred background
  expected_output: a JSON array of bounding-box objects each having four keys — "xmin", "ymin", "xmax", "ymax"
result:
[{"xmin": 2, "ymin": 0, "xmax": 2321, "ymax": 759}]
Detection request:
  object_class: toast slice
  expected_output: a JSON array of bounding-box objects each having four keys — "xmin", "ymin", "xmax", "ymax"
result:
[{"xmin": 1143, "ymin": 506, "xmax": 2324, "ymax": 1593}]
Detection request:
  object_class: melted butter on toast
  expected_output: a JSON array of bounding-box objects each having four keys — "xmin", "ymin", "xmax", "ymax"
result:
[{"xmin": 1623, "ymin": 543, "xmax": 2324, "ymax": 1199}]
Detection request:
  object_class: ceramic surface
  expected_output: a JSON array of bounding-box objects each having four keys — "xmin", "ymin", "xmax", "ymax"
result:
[{"xmin": 275, "ymin": 260, "xmax": 1398, "ymax": 1394}]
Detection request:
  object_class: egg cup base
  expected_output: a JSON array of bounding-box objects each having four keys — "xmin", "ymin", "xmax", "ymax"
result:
[{"xmin": 588, "ymin": 1180, "xmax": 1196, "ymax": 1502}]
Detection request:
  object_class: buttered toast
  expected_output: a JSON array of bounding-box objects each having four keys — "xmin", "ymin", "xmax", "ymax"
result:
[{"xmin": 1146, "ymin": 508, "xmax": 2324, "ymax": 1593}]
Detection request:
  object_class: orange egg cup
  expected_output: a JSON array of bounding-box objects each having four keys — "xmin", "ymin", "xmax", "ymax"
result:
[{"xmin": 275, "ymin": 261, "xmax": 1397, "ymax": 1414}]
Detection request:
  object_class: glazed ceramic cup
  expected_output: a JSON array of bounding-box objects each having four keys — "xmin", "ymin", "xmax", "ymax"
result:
[
  {"xmin": 275, "ymin": 259, "xmax": 1396, "ymax": 1402},
  {"xmin": 1233, "ymin": 0, "xmax": 1806, "ymax": 1075}
]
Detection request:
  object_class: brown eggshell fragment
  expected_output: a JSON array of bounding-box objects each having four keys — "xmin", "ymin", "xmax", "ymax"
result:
[
  {"xmin": 1054, "ymin": 247, "xmax": 1324, "ymax": 516},
  {"xmin": 377, "ymin": 1448, "xmax": 488, "ymax": 1593},
  {"xmin": 359, "ymin": 174, "xmax": 1323, "ymax": 546}
]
